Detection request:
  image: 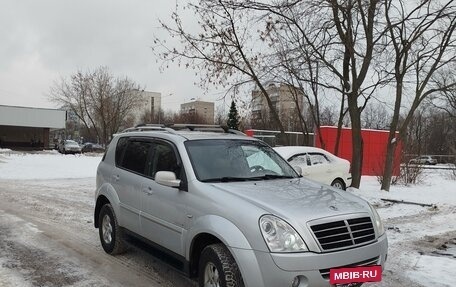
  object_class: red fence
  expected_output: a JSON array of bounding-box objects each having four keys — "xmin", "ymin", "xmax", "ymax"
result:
[{"xmin": 315, "ymin": 126, "xmax": 402, "ymax": 176}]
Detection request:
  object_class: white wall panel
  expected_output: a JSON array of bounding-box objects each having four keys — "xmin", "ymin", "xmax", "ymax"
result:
[{"xmin": 0, "ymin": 105, "xmax": 66, "ymax": 129}]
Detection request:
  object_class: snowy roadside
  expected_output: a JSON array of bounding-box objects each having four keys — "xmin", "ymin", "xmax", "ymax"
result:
[
  {"xmin": 0, "ymin": 152, "xmax": 195, "ymax": 287},
  {"xmin": 0, "ymin": 150, "xmax": 101, "ymax": 180},
  {"xmin": 0, "ymin": 151, "xmax": 455, "ymax": 286},
  {"xmin": 352, "ymin": 170, "xmax": 456, "ymax": 287}
]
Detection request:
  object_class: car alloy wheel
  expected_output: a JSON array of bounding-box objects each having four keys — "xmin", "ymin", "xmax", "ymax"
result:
[
  {"xmin": 98, "ymin": 204, "xmax": 126, "ymax": 254},
  {"xmin": 198, "ymin": 244, "xmax": 244, "ymax": 287},
  {"xmin": 331, "ymin": 179, "xmax": 345, "ymax": 190},
  {"xmin": 102, "ymin": 214, "xmax": 113, "ymax": 244},
  {"xmin": 204, "ymin": 262, "xmax": 220, "ymax": 287}
]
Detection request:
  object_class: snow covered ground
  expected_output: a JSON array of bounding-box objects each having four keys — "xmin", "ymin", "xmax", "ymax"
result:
[
  {"xmin": 0, "ymin": 149, "xmax": 455, "ymax": 286},
  {"xmin": 350, "ymin": 171, "xmax": 456, "ymax": 287}
]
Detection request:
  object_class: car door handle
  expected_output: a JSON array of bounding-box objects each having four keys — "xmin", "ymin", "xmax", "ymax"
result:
[
  {"xmin": 112, "ymin": 175, "xmax": 120, "ymax": 182},
  {"xmin": 143, "ymin": 187, "xmax": 154, "ymax": 196}
]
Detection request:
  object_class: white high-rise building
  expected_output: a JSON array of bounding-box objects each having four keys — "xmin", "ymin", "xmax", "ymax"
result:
[{"xmin": 131, "ymin": 91, "xmax": 162, "ymax": 125}]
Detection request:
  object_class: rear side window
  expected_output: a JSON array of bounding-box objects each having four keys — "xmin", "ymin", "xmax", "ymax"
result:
[
  {"xmin": 289, "ymin": 154, "xmax": 310, "ymax": 166},
  {"xmin": 308, "ymin": 153, "xmax": 330, "ymax": 165},
  {"xmin": 115, "ymin": 137, "xmax": 128, "ymax": 166},
  {"xmin": 121, "ymin": 140, "xmax": 153, "ymax": 175}
]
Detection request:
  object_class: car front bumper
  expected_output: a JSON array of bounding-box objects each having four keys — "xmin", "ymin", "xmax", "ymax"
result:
[
  {"xmin": 346, "ymin": 175, "xmax": 352, "ymax": 187},
  {"xmin": 231, "ymin": 233, "xmax": 388, "ymax": 287},
  {"xmin": 66, "ymin": 148, "xmax": 81, "ymax": 153}
]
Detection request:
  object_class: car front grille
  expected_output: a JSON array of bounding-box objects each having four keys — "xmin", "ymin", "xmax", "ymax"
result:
[
  {"xmin": 310, "ymin": 217, "xmax": 376, "ymax": 251},
  {"xmin": 319, "ymin": 256, "xmax": 380, "ymax": 280}
]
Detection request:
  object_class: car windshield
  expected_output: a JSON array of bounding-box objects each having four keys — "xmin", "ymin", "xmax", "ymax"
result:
[
  {"xmin": 185, "ymin": 139, "xmax": 298, "ymax": 182},
  {"xmin": 65, "ymin": 140, "xmax": 78, "ymax": 145}
]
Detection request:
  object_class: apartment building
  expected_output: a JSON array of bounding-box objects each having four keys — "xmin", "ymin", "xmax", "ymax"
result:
[
  {"xmin": 180, "ymin": 100, "xmax": 215, "ymax": 124},
  {"xmin": 131, "ymin": 90, "xmax": 162, "ymax": 124},
  {"xmin": 251, "ymin": 83, "xmax": 305, "ymax": 131}
]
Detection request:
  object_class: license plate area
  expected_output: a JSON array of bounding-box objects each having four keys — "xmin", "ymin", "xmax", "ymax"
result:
[{"xmin": 330, "ymin": 265, "xmax": 382, "ymax": 285}]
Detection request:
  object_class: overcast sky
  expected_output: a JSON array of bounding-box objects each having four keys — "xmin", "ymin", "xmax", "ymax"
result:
[{"xmin": 0, "ymin": 0, "xmax": 219, "ymax": 112}]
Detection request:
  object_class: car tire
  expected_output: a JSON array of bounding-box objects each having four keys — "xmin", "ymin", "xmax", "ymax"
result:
[
  {"xmin": 198, "ymin": 243, "xmax": 244, "ymax": 287},
  {"xmin": 98, "ymin": 204, "xmax": 127, "ymax": 255},
  {"xmin": 331, "ymin": 179, "xmax": 346, "ymax": 190}
]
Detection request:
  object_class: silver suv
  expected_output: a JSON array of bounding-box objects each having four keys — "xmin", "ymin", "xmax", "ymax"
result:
[{"xmin": 94, "ymin": 125, "xmax": 387, "ymax": 287}]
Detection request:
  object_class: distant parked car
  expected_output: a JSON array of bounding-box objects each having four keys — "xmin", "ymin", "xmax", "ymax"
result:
[
  {"xmin": 58, "ymin": 140, "xmax": 82, "ymax": 154},
  {"xmin": 409, "ymin": 155, "xmax": 437, "ymax": 165},
  {"xmin": 274, "ymin": 146, "xmax": 352, "ymax": 190},
  {"xmin": 81, "ymin": 142, "xmax": 105, "ymax": 153}
]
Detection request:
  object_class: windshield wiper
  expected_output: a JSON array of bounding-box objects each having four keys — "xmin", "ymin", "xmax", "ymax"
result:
[
  {"xmin": 201, "ymin": 174, "xmax": 295, "ymax": 182},
  {"xmin": 256, "ymin": 174, "xmax": 294, "ymax": 180},
  {"xmin": 201, "ymin": 177, "xmax": 257, "ymax": 182}
]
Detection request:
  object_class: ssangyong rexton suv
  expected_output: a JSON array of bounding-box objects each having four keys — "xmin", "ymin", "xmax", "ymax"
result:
[{"xmin": 94, "ymin": 125, "xmax": 387, "ymax": 287}]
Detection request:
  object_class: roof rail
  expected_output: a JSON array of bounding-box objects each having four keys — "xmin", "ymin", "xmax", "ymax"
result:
[
  {"xmin": 118, "ymin": 123, "xmax": 245, "ymax": 135},
  {"xmin": 166, "ymin": 124, "xmax": 245, "ymax": 135},
  {"xmin": 120, "ymin": 124, "xmax": 177, "ymax": 134},
  {"xmin": 135, "ymin": 123, "xmax": 166, "ymax": 128}
]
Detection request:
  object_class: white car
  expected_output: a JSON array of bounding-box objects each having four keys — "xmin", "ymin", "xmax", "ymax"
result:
[
  {"xmin": 58, "ymin": 140, "xmax": 82, "ymax": 154},
  {"xmin": 274, "ymin": 146, "xmax": 352, "ymax": 190},
  {"xmin": 408, "ymin": 155, "xmax": 437, "ymax": 165}
]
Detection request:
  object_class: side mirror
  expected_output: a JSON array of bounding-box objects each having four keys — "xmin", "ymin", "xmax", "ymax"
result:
[
  {"xmin": 293, "ymin": 165, "xmax": 302, "ymax": 176},
  {"xmin": 155, "ymin": 171, "xmax": 181, "ymax": 188}
]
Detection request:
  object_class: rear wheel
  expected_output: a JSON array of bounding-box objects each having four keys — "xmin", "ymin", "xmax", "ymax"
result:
[
  {"xmin": 198, "ymin": 243, "xmax": 244, "ymax": 287},
  {"xmin": 98, "ymin": 204, "xmax": 127, "ymax": 254},
  {"xmin": 331, "ymin": 179, "xmax": 345, "ymax": 190}
]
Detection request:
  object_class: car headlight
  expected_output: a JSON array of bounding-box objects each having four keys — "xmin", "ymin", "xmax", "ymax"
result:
[
  {"xmin": 259, "ymin": 215, "xmax": 308, "ymax": 252},
  {"xmin": 368, "ymin": 203, "xmax": 385, "ymax": 236}
]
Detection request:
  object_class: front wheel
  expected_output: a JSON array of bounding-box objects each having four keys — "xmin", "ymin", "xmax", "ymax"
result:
[
  {"xmin": 98, "ymin": 204, "xmax": 126, "ymax": 254},
  {"xmin": 331, "ymin": 179, "xmax": 346, "ymax": 190},
  {"xmin": 198, "ymin": 244, "xmax": 244, "ymax": 287}
]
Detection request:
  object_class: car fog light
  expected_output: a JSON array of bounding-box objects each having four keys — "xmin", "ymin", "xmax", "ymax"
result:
[{"xmin": 291, "ymin": 276, "xmax": 300, "ymax": 287}]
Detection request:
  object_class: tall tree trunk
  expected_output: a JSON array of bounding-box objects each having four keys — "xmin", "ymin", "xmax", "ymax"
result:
[
  {"xmin": 381, "ymin": 135, "xmax": 398, "ymax": 191},
  {"xmin": 334, "ymin": 93, "xmax": 346, "ymax": 156},
  {"xmin": 348, "ymin": 93, "xmax": 363, "ymax": 188},
  {"xmin": 381, "ymin": 78, "xmax": 403, "ymax": 191},
  {"xmin": 316, "ymin": 125, "xmax": 326, "ymax": 149}
]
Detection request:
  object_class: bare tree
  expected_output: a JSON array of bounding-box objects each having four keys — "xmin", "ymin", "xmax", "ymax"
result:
[
  {"xmin": 153, "ymin": 0, "xmax": 289, "ymax": 143},
  {"xmin": 421, "ymin": 95, "xmax": 456, "ymax": 162},
  {"xmin": 214, "ymin": 105, "xmax": 226, "ymax": 126},
  {"xmin": 362, "ymin": 102, "xmax": 390, "ymax": 129},
  {"xmin": 175, "ymin": 110, "xmax": 208, "ymax": 124},
  {"xmin": 435, "ymin": 71, "xmax": 456, "ymax": 118},
  {"xmin": 158, "ymin": 0, "xmax": 456, "ymax": 190},
  {"xmin": 277, "ymin": 61, "xmax": 327, "ymax": 147},
  {"xmin": 49, "ymin": 67, "xmax": 142, "ymax": 145},
  {"xmin": 381, "ymin": 0, "xmax": 456, "ymax": 191},
  {"xmin": 231, "ymin": 0, "xmax": 387, "ymax": 187},
  {"xmin": 320, "ymin": 105, "xmax": 338, "ymax": 126},
  {"xmin": 426, "ymin": 110, "xmax": 454, "ymax": 156},
  {"xmin": 139, "ymin": 108, "xmax": 165, "ymax": 125}
]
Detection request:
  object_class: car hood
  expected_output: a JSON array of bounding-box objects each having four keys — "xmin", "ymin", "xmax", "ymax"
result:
[
  {"xmin": 65, "ymin": 144, "xmax": 80, "ymax": 148},
  {"xmin": 210, "ymin": 178, "xmax": 368, "ymax": 221}
]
